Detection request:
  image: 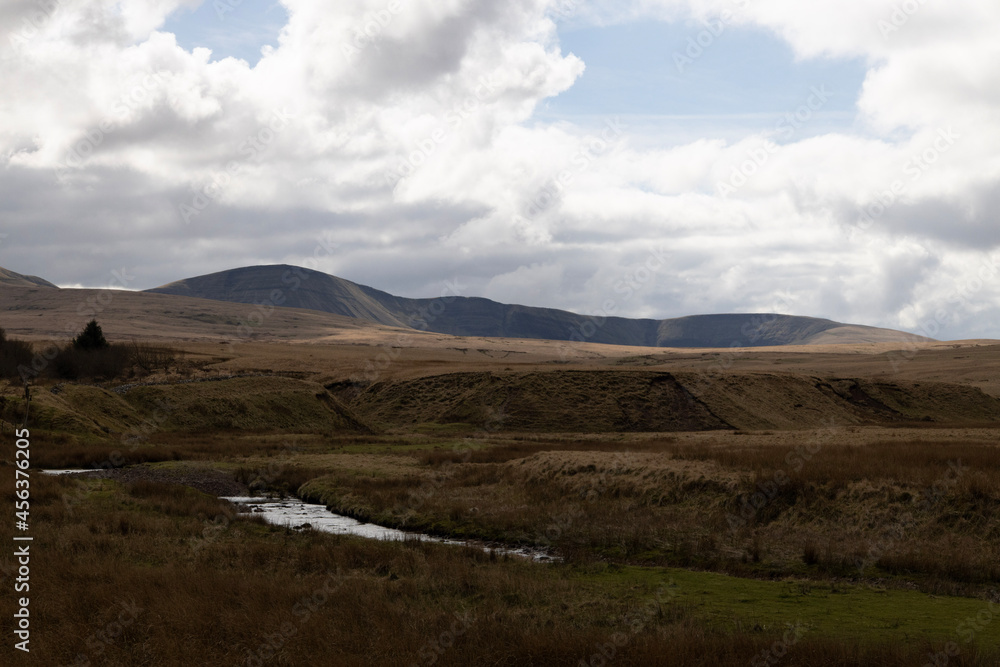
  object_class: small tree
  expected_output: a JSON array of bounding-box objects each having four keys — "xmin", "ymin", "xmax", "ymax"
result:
[
  {"xmin": 0, "ymin": 328, "xmax": 35, "ymax": 379},
  {"xmin": 74, "ymin": 320, "xmax": 109, "ymax": 351}
]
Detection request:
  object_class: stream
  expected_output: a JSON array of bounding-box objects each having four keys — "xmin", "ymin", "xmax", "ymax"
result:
[
  {"xmin": 40, "ymin": 470, "xmax": 555, "ymax": 562},
  {"xmin": 223, "ymin": 495, "xmax": 558, "ymax": 562}
]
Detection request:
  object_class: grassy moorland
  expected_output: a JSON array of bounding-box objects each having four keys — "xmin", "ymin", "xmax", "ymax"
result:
[
  {"xmin": 2, "ymin": 336, "xmax": 1000, "ymax": 665},
  {"xmin": 296, "ymin": 431, "xmax": 1000, "ymax": 594},
  {"xmin": 1, "ymin": 472, "xmax": 998, "ymax": 666}
]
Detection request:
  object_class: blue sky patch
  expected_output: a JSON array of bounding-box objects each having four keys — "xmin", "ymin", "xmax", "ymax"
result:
[
  {"xmin": 162, "ymin": 0, "xmax": 288, "ymax": 66},
  {"xmin": 537, "ymin": 20, "xmax": 869, "ymax": 139}
]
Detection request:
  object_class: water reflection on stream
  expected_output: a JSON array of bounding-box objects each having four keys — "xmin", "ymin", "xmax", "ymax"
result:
[
  {"xmin": 40, "ymin": 471, "xmax": 556, "ymax": 562},
  {"xmin": 223, "ymin": 496, "xmax": 558, "ymax": 562}
]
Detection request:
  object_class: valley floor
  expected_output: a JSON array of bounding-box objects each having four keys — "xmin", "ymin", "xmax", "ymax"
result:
[{"xmin": 2, "ymin": 339, "xmax": 1000, "ymax": 665}]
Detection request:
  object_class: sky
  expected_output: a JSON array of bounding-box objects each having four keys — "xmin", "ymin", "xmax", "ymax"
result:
[{"xmin": 1, "ymin": 0, "xmax": 999, "ymax": 340}]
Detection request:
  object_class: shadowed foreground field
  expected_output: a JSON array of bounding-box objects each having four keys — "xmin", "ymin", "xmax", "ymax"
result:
[
  {"xmin": 1, "ymin": 473, "xmax": 998, "ymax": 666},
  {"xmin": 2, "ymin": 338, "xmax": 1000, "ymax": 665}
]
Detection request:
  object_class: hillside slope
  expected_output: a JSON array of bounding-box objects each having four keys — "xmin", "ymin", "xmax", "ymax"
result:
[
  {"xmin": 147, "ymin": 265, "xmax": 929, "ymax": 348},
  {"xmin": 0, "ymin": 266, "xmax": 58, "ymax": 289},
  {"xmin": 24, "ymin": 377, "xmax": 368, "ymax": 440},
  {"xmin": 0, "ymin": 283, "xmax": 406, "ymax": 342},
  {"xmin": 148, "ymin": 264, "xmax": 411, "ymax": 328},
  {"xmin": 331, "ymin": 370, "xmax": 1000, "ymax": 433}
]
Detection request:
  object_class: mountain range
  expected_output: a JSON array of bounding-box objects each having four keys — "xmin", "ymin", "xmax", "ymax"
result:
[
  {"xmin": 0, "ymin": 262, "xmax": 932, "ymax": 347},
  {"xmin": 143, "ymin": 264, "xmax": 929, "ymax": 348}
]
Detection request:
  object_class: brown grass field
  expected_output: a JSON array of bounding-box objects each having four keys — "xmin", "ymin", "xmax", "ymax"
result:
[{"xmin": 1, "ymin": 289, "xmax": 1000, "ymax": 665}]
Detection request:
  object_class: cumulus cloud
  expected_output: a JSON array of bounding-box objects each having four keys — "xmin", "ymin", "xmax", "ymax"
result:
[{"xmin": 1, "ymin": 0, "xmax": 999, "ymax": 339}]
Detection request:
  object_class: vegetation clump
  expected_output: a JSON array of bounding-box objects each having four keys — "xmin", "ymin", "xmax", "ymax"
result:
[
  {"xmin": 0, "ymin": 327, "xmax": 33, "ymax": 378},
  {"xmin": 0, "ymin": 321, "xmax": 175, "ymax": 381},
  {"xmin": 73, "ymin": 319, "xmax": 109, "ymax": 351}
]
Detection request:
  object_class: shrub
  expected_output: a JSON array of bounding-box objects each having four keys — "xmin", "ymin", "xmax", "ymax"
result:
[
  {"xmin": 0, "ymin": 327, "xmax": 34, "ymax": 379},
  {"xmin": 42, "ymin": 321, "xmax": 176, "ymax": 380},
  {"xmin": 52, "ymin": 344, "xmax": 130, "ymax": 380},
  {"xmin": 128, "ymin": 341, "xmax": 175, "ymax": 374},
  {"xmin": 73, "ymin": 319, "xmax": 109, "ymax": 351}
]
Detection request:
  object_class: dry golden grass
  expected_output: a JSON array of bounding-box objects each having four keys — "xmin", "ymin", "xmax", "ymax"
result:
[
  {"xmin": 5, "ymin": 311, "xmax": 1000, "ymax": 665},
  {"xmin": 292, "ymin": 427, "xmax": 1000, "ymax": 597},
  {"xmin": 3, "ymin": 472, "xmax": 998, "ymax": 666},
  {"xmin": 6, "ymin": 282, "xmax": 1000, "ymax": 395}
]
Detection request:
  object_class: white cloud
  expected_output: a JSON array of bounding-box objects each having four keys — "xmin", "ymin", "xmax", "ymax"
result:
[{"xmin": 1, "ymin": 0, "xmax": 999, "ymax": 339}]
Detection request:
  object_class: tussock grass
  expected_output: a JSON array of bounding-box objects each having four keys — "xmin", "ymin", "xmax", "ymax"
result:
[
  {"xmin": 663, "ymin": 438, "xmax": 1000, "ymax": 490},
  {"xmin": 414, "ymin": 435, "xmax": 679, "ymax": 466},
  {"xmin": 4, "ymin": 472, "xmax": 998, "ymax": 666},
  {"xmin": 296, "ymin": 431, "xmax": 1000, "ymax": 596},
  {"xmin": 30, "ymin": 429, "xmax": 375, "ymax": 470},
  {"xmin": 341, "ymin": 370, "xmax": 1000, "ymax": 432}
]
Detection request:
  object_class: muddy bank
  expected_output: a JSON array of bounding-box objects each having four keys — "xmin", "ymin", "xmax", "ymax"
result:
[
  {"xmin": 82, "ymin": 464, "xmax": 249, "ymax": 497},
  {"xmin": 331, "ymin": 370, "xmax": 1000, "ymax": 432}
]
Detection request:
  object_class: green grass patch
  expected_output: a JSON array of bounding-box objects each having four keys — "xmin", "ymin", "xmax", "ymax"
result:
[{"xmin": 578, "ymin": 565, "xmax": 993, "ymax": 646}]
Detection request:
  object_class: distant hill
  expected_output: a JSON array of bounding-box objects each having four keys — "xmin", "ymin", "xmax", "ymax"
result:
[
  {"xmin": 146, "ymin": 264, "xmax": 932, "ymax": 348},
  {"xmin": 0, "ymin": 266, "xmax": 58, "ymax": 289}
]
